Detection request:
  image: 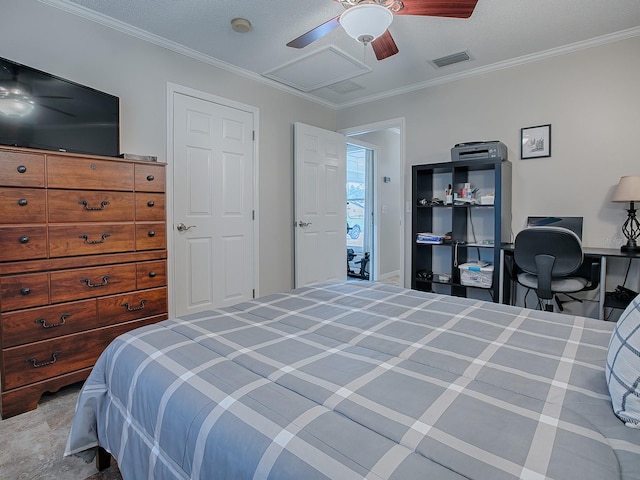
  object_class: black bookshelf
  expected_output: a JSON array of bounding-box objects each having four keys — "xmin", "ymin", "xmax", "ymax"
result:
[{"xmin": 412, "ymin": 158, "xmax": 512, "ymax": 301}]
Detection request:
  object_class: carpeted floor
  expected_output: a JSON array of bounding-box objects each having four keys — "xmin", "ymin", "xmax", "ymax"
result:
[{"xmin": 0, "ymin": 382, "xmax": 122, "ymax": 480}]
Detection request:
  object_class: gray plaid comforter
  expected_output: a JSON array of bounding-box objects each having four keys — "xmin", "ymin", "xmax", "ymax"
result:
[{"xmin": 65, "ymin": 281, "xmax": 640, "ymax": 479}]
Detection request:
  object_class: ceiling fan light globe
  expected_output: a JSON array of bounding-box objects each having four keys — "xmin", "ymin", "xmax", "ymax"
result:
[{"xmin": 339, "ymin": 4, "xmax": 393, "ymax": 44}]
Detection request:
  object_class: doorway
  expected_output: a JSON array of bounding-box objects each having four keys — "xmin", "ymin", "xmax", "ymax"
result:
[
  {"xmin": 341, "ymin": 118, "xmax": 405, "ymax": 287},
  {"xmin": 346, "ymin": 142, "xmax": 375, "ymax": 281},
  {"xmin": 292, "ymin": 119, "xmax": 404, "ymax": 289}
]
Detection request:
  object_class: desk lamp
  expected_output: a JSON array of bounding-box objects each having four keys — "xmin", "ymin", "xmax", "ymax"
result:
[{"xmin": 612, "ymin": 175, "xmax": 640, "ymax": 252}]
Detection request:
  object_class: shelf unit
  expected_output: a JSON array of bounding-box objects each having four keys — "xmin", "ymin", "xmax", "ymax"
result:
[{"xmin": 411, "ymin": 158, "xmax": 512, "ymax": 301}]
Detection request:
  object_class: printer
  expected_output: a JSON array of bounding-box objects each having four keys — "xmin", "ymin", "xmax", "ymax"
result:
[{"xmin": 450, "ymin": 141, "xmax": 507, "ymax": 162}]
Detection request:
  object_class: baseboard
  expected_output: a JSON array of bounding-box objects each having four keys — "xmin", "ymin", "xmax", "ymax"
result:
[{"xmin": 378, "ymin": 270, "xmax": 401, "ymax": 280}]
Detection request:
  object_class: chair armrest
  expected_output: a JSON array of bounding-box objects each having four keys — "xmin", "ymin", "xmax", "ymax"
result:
[{"xmin": 575, "ymin": 258, "xmax": 601, "ymax": 291}]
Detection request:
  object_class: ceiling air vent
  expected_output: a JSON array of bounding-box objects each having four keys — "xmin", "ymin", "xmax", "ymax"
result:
[{"xmin": 430, "ymin": 50, "xmax": 472, "ymax": 68}]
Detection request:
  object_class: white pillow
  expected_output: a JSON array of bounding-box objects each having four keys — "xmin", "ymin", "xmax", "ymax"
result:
[{"xmin": 606, "ymin": 294, "xmax": 640, "ymax": 427}]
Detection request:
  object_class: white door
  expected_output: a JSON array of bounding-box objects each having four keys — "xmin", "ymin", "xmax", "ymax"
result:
[
  {"xmin": 173, "ymin": 92, "xmax": 255, "ymax": 315},
  {"xmin": 294, "ymin": 122, "xmax": 347, "ymax": 287}
]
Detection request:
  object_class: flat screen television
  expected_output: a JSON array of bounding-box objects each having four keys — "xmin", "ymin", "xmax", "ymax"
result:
[{"xmin": 0, "ymin": 56, "xmax": 119, "ymax": 157}]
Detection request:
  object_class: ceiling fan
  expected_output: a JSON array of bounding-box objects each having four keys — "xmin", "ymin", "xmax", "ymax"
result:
[{"xmin": 287, "ymin": 0, "xmax": 478, "ymax": 61}]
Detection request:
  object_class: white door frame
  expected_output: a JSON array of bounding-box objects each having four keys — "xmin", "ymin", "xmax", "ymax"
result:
[
  {"xmin": 166, "ymin": 82, "xmax": 260, "ymax": 317},
  {"xmin": 339, "ymin": 117, "xmax": 406, "ymax": 287}
]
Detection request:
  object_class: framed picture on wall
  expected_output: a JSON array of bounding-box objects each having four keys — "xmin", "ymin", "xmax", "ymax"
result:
[{"xmin": 521, "ymin": 124, "xmax": 551, "ymax": 159}]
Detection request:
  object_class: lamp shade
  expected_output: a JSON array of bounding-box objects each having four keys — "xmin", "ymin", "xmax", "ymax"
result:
[
  {"xmin": 612, "ymin": 176, "xmax": 640, "ymax": 202},
  {"xmin": 339, "ymin": 4, "xmax": 393, "ymax": 44}
]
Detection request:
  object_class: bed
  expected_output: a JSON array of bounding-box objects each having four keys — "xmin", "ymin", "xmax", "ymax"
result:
[{"xmin": 65, "ymin": 281, "xmax": 640, "ymax": 479}]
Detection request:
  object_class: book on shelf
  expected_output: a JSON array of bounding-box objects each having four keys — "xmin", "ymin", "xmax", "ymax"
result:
[{"xmin": 416, "ymin": 233, "xmax": 444, "ymax": 244}]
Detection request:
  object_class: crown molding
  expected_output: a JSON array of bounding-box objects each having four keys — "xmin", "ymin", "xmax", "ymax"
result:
[
  {"xmin": 335, "ymin": 26, "xmax": 640, "ymax": 109},
  {"xmin": 37, "ymin": 0, "xmax": 337, "ymax": 108}
]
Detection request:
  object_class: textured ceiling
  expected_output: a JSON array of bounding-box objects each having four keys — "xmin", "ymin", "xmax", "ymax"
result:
[{"xmin": 40, "ymin": 0, "xmax": 640, "ymax": 108}]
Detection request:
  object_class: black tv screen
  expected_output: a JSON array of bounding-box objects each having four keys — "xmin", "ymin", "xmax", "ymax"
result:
[{"xmin": 0, "ymin": 57, "xmax": 119, "ymax": 157}]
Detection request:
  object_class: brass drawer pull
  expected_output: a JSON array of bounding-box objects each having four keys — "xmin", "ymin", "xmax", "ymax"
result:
[
  {"xmin": 19, "ymin": 236, "xmax": 29, "ymax": 244},
  {"xmin": 25, "ymin": 351, "xmax": 61, "ymax": 368},
  {"xmin": 147, "ymin": 175, "xmax": 155, "ymax": 181},
  {"xmin": 79, "ymin": 200, "xmax": 110, "ymax": 211},
  {"xmin": 81, "ymin": 275, "xmax": 111, "ymax": 288},
  {"xmin": 18, "ymin": 198, "xmax": 28, "ymax": 206},
  {"xmin": 122, "ymin": 299, "xmax": 146, "ymax": 312},
  {"xmin": 147, "ymin": 200, "xmax": 155, "ymax": 207},
  {"xmin": 20, "ymin": 287, "xmax": 31, "ymax": 295},
  {"xmin": 17, "ymin": 165, "xmax": 27, "ymax": 174},
  {"xmin": 79, "ymin": 233, "xmax": 111, "ymax": 244},
  {"xmin": 35, "ymin": 314, "xmax": 69, "ymax": 329}
]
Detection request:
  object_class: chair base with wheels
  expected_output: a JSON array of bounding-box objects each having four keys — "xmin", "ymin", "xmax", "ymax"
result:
[{"xmin": 517, "ymin": 271, "xmax": 588, "ymax": 312}]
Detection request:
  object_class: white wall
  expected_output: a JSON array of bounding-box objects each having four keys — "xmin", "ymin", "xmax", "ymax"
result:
[
  {"xmin": 3, "ymin": 0, "xmax": 337, "ymax": 296},
  {"xmin": 337, "ymin": 36, "xmax": 640, "ymax": 315}
]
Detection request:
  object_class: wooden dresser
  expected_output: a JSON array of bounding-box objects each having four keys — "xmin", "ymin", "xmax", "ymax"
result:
[{"xmin": 0, "ymin": 146, "xmax": 168, "ymax": 418}]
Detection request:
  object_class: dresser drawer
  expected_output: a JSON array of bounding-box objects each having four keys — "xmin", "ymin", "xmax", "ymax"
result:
[
  {"xmin": 1, "ymin": 299, "xmax": 97, "ymax": 347},
  {"xmin": 0, "ymin": 226, "xmax": 48, "ymax": 262},
  {"xmin": 98, "ymin": 287, "xmax": 167, "ymax": 326},
  {"xmin": 135, "ymin": 223, "xmax": 166, "ymax": 251},
  {"xmin": 0, "ymin": 188, "xmax": 46, "ymax": 224},
  {"xmin": 49, "ymin": 223, "xmax": 135, "ymax": 257},
  {"xmin": 47, "ymin": 156, "xmax": 134, "ymax": 191},
  {"xmin": 135, "ymin": 193, "xmax": 165, "ymax": 221},
  {"xmin": 2, "ymin": 329, "xmax": 106, "ymax": 390},
  {"xmin": 1, "ymin": 273, "xmax": 49, "ymax": 312},
  {"xmin": 48, "ymin": 190, "xmax": 134, "ymax": 223},
  {"xmin": 137, "ymin": 260, "xmax": 167, "ymax": 290},
  {"xmin": 50, "ymin": 264, "xmax": 137, "ymax": 303},
  {"xmin": 135, "ymin": 164, "xmax": 165, "ymax": 193},
  {"xmin": 0, "ymin": 151, "xmax": 45, "ymax": 187}
]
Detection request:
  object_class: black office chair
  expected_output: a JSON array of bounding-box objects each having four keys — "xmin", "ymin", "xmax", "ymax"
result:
[{"xmin": 514, "ymin": 226, "xmax": 599, "ymax": 312}]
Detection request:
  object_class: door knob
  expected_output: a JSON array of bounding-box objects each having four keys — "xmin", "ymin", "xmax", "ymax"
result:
[
  {"xmin": 298, "ymin": 221, "xmax": 313, "ymax": 227},
  {"xmin": 176, "ymin": 223, "xmax": 196, "ymax": 232}
]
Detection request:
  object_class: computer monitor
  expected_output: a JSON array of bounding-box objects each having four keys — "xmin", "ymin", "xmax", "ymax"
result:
[{"xmin": 526, "ymin": 216, "xmax": 583, "ymax": 240}]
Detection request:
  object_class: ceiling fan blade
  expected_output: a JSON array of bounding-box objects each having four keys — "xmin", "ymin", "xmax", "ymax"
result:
[
  {"xmin": 396, "ymin": 0, "xmax": 479, "ymax": 18},
  {"xmin": 371, "ymin": 30, "xmax": 399, "ymax": 61},
  {"xmin": 287, "ymin": 16, "xmax": 341, "ymax": 48}
]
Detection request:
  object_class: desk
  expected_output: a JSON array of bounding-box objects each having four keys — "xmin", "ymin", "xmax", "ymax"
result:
[{"xmin": 499, "ymin": 245, "xmax": 640, "ymax": 319}]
